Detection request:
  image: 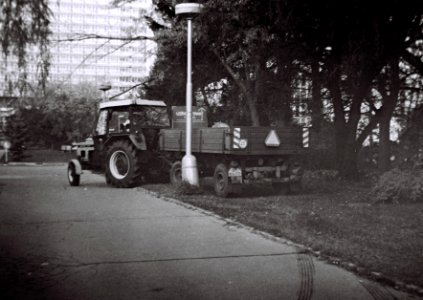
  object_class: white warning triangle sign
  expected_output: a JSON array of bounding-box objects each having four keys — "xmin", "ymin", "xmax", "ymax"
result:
[{"xmin": 265, "ymin": 130, "xmax": 280, "ymax": 147}]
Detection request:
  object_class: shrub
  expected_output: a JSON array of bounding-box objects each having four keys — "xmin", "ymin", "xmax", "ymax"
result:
[{"xmin": 371, "ymin": 169, "xmax": 423, "ymax": 203}]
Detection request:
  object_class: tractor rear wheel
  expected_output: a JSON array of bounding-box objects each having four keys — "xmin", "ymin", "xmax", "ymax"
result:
[{"xmin": 105, "ymin": 140, "xmax": 142, "ymax": 188}]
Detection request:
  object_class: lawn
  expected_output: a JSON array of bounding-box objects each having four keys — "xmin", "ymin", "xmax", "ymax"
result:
[{"xmin": 143, "ymin": 179, "xmax": 423, "ymax": 292}]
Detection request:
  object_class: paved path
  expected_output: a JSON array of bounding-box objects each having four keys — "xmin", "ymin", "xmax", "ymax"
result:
[{"xmin": 0, "ymin": 165, "xmax": 419, "ymax": 300}]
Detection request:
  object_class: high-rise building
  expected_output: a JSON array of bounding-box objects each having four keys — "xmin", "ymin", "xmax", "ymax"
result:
[{"xmin": 0, "ymin": 0, "xmax": 156, "ymax": 97}]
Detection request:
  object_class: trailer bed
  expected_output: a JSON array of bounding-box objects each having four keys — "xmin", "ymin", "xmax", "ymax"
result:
[{"xmin": 159, "ymin": 126, "xmax": 307, "ymax": 155}]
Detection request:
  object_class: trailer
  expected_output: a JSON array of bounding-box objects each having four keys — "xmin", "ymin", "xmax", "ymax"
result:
[{"xmin": 160, "ymin": 118, "xmax": 307, "ymax": 196}]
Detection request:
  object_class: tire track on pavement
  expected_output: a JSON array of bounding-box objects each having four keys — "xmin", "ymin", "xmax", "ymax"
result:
[{"xmin": 296, "ymin": 253, "xmax": 315, "ymax": 300}]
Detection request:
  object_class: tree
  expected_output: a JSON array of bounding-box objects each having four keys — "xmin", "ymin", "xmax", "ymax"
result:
[
  {"xmin": 7, "ymin": 83, "xmax": 99, "ymax": 149},
  {"xmin": 282, "ymin": 0, "xmax": 423, "ymax": 177},
  {"xmin": 0, "ymin": 0, "xmax": 51, "ymax": 92},
  {"xmin": 4, "ymin": 110, "xmax": 28, "ymax": 161},
  {"xmin": 147, "ymin": 0, "xmax": 298, "ymax": 126}
]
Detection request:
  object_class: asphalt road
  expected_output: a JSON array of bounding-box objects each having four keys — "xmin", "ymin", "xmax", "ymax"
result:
[{"xmin": 0, "ymin": 165, "xmax": 419, "ymax": 300}]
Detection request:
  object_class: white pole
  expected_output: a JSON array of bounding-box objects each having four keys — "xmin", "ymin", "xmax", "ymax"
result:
[
  {"xmin": 181, "ymin": 18, "xmax": 199, "ymax": 186},
  {"xmin": 186, "ymin": 18, "xmax": 193, "ymax": 157}
]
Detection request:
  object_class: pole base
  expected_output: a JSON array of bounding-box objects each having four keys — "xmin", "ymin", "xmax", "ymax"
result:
[{"xmin": 182, "ymin": 154, "xmax": 199, "ymax": 186}]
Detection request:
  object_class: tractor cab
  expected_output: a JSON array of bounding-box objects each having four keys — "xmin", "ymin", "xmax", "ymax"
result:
[
  {"xmin": 90, "ymin": 99, "xmax": 170, "ymax": 169},
  {"xmin": 94, "ymin": 99, "xmax": 170, "ymax": 137}
]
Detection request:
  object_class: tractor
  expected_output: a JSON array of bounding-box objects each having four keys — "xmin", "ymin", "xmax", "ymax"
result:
[{"xmin": 67, "ymin": 99, "xmax": 171, "ymax": 188}]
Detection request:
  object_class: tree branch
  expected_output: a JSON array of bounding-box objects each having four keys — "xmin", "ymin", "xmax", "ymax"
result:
[
  {"xmin": 109, "ymin": 79, "xmax": 152, "ymax": 100},
  {"xmin": 402, "ymin": 49, "xmax": 423, "ymax": 75},
  {"xmin": 212, "ymin": 48, "xmax": 248, "ymax": 94},
  {"xmin": 52, "ymin": 34, "xmax": 155, "ymax": 43},
  {"xmin": 356, "ymin": 110, "xmax": 382, "ymax": 147}
]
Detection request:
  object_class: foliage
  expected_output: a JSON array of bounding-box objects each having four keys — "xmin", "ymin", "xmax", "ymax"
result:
[
  {"xmin": 0, "ymin": 0, "xmax": 51, "ymax": 91},
  {"xmin": 372, "ymin": 169, "xmax": 423, "ymax": 203},
  {"xmin": 6, "ymin": 84, "xmax": 98, "ymax": 151}
]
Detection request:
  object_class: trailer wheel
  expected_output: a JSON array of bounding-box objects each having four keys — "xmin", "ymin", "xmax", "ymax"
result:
[
  {"xmin": 67, "ymin": 162, "xmax": 80, "ymax": 186},
  {"xmin": 214, "ymin": 163, "xmax": 230, "ymax": 197},
  {"xmin": 105, "ymin": 140, "xmax": 142, "ymax": 188},
  {"xmin": 170, "ymin": 161, "xmax": 182, "ymax": 185}
]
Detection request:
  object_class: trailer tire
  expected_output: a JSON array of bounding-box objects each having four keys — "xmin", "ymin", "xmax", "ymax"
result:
[
  {"xmin": 105, "ymin": 140, "xmax": 142, "ymax": 188},
  {"xmin": 214, "ymin": 163, "xmax": 230, "ymax": 197},
  {"xmin": 170, "ymin": 161, "xmax": 182, "ymax": 185},
  {"xmin": 67, "ymin": 162, "xmax": 80, "ymax": 186}
]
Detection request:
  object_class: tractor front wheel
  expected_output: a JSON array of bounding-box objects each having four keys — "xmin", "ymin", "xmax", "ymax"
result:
[
  {"xmin": 105, "ymin": 140, "xmax": 142, "ymax": 188},
  {"xmin": 67, "ymin": 162, "xmax": 80, "ymax": 186}
]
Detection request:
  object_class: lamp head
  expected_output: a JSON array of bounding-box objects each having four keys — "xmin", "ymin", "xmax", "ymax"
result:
[
  {"xmin": 175, "ymin": 3, "xmax": 203, "ymax": 19},
  {"xmin": 99, "ymin": 83, "xmax": 111, "ymax": 92}
]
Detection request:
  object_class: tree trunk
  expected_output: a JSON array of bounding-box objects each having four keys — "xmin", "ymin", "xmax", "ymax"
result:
[
  {"xmin": 311, "ymin": 60, "xmax": 323, "ymax": 131},
  {"xmin": 379, "ymin": 59, "xmax": 400, "ymax": 172},
  {"xmin": 339, "ymin": 132, "xmax": 360, "ymax": 179},
  {"xmin": 246, "ymin": 92, "xmax": 260, "ymax": 126},
  {"xmin": 328, "ymin": 69, "xmax": 347, "ymax": 171},
  {"xmin": 329, "ymin": 68, "xmax": 366, "ymax": 179},
  {"xmin": 213, "ymin": 49, "xmax": 261, "ymax": 126},
  {"xmin": 379, "ymin": 117, "xmax": 391, "ymax": 171}
]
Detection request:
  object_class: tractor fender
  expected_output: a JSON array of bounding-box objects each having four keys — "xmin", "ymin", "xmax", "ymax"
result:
[
  {"xmin": 104, "ymin": 135, "xmax": 147, "ymax": 151},
  {"xmin": 69, "ymin": 159, "xmax": 82, "ymax": 175},
  {"xmin": 129, "ymin": 134, "xmax": 147, "ymax": 150}
]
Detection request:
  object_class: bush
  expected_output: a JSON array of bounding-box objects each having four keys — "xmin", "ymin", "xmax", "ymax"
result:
[{"xmin": 371, "ymin": 169, "xmax": 423, "ymax": 203}]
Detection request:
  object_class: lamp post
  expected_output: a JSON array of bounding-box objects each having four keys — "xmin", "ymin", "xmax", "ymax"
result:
[{"xmin": 175, "ymin": 3, "xmax": 203, "ymax": 186}]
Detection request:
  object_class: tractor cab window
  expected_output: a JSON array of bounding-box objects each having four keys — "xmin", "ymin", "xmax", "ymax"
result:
[
  {"xmin": 95, "ymin": 110, "xmax": 108, "ymax": 136},
  {"xmin": 133, "ymin": 106, "xmax": 170, "ymax": 129},
  {"xmin": 109, "ymin": 110, "xmax": 130, "ymax": 133}
]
